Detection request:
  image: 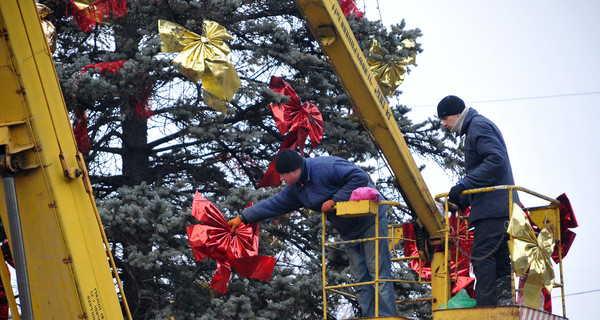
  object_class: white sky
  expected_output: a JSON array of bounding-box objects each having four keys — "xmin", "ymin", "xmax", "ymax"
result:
[{"xmin": 359, "ymin": 1, "xmax": 600, "ymax": 319}]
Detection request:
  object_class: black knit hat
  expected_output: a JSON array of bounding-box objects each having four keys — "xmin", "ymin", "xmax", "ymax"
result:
[
  {"xmin": 275, "ymin": 149, "xmax": 304, "ymax": 174},
  {"xmin": 437, "ymin": 95, "xmax": 465, "ymax": 117}
]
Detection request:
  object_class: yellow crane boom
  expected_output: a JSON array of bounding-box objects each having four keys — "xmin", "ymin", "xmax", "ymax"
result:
[
  {"xmin": 293, "ymin": 0, "xmax": 451, "ymax": 310},
  {"xmin": 0, "ymin": 0, "xmax": 129, "ymax": 318}
]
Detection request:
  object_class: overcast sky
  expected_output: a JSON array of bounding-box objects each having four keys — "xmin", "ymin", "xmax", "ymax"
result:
[{"xmin": 359, "ymin": 1, "xmax": 600, "ymax": 319}]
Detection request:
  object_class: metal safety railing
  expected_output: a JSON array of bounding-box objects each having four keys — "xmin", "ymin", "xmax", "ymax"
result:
[
  {"xmin": 435, "ymin": 185, "xmax": 567, "ymax": 318},
  {"xmin": 321, "ymin": 185, "xmax": 568, "ymax": 319},
  {"xmin": 321, "ymin": 200, "xmax": 432, "ymax": 319}
]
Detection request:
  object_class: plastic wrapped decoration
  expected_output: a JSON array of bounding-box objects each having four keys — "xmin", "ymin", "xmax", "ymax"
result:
[
  {"xmin": 186, "ymin": 192, "xmax": 276, "ymax": 294},
  {"xmin": 158, "ymin": 19, "xmax": 241, "ymax": 114},
  {"xmin": 257, "ymin": 76, "xmax": 324, "ymax": 188},
  {"xmin": 37, "ymin": 3, "xmax": 56, "ymax": 53}
]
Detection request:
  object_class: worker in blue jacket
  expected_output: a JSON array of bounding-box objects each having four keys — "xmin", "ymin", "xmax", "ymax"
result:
[
  {"xmin": 228, "ymin": 148, "xmax": 396, "ymax": 317},
  {"xmin": 437, "ymin": 95, "xmax": 519, "ymax": 306}
]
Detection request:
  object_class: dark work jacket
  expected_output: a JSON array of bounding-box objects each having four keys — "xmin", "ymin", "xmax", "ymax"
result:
[
  {"xmin": 460, "ymin": 108, "xmax": 519, "ymax": 224},
  {"xmin": 242, "ymin": 156, "xmax": 384, "ymax": 240}
]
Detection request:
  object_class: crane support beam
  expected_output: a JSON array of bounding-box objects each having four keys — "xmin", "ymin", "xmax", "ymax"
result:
[{"xmin": 293, "ymin": 0, "xmax": 444, "ymax": 239}]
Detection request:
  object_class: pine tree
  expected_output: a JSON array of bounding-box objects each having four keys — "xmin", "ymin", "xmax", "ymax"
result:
[{"xmin": 43, "ymin": 0, "xmax": 462, "ymax": 319}]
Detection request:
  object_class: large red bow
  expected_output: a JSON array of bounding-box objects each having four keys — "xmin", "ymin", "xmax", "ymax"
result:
[
  {"xmin": 552, "ymin": 193, "xmax": 577, "ymax": 263},
  {"xmin": 257, "ymin": 77, "xmax": 324, "ymax": 188},
  {"xmin": 186, "ymin": 192, "xmax": 276, "ymax": 294},
  {"xmin": 403, "ymin": 208, "xmax": 475, "ymax": 296},
  {"xmin": 339, "ymin": 0, "xmax": 364, "ymax": 19}
]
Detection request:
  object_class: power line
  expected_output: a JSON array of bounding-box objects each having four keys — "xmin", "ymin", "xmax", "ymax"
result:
[
  {"xmin": 552, "ymin": 288, "xmax": 600, "ymax": 298},
  {"xmin": 409, "ymin": 91, "xmax": 600, "ymax": 108}
]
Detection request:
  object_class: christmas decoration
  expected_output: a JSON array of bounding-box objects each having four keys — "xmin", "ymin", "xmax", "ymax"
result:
[
  {"xmin": 339, "ymin": 0, "xmax": 364, "ymax": 18},
  {"xmin": 73, "ymin": 60, "xmax": 153, "ymax": 152},
  {"xmin": 402, "ymin": 209, "xmax": 475, "ymax": 296},
  {"xmin": 158, "ymin": 19, "xmax": 241, "ymax": 114},
  {"xmin": 507, "ymin": 203, "xmax": 555, "ymax": 309},
  {"xmin": 186, "ymin": 192, "xmax": 276, "ymax": 295},
  {"xmin": 68, "ymin": 0, "xmax": 128, "ymax": 32},
  {"xmin": 37, "ymin": 3, "xmax": 56, "ymax": 53},
  {"xmin": 73, "ymin": 108, "xmax": 92, "ymax": 154},
  {"xmin": 257, "ymin": 76, "xmax": 324, "ymax": 188},
  {"xmin": 552, "ymin": 193, "xmax": 577, "ymax": 262},
  {"xmin": 367, "ymin": 39, "xmax": 416, "ymax": 97}
]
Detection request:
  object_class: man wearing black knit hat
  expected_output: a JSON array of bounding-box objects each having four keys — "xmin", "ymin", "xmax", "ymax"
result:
[
  {"xmin": 228, "ymin": 148, "xmax": 397, "ymax": 317},
  {"xmin": 437, "ymin": 95, "xmax": 520, "ymax": 306}
]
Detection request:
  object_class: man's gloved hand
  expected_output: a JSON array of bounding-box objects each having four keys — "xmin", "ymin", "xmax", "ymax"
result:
[
  {"xmin": 227, "ymin": 216, "xmax": 243, "ymax": 233},
  {"xmin": 321, "ymin": 199, "xmax": 336, "ymax": 213},
  {"xmin": 448, "ymin": 183, "xmax": 467, "ymax": 210}
]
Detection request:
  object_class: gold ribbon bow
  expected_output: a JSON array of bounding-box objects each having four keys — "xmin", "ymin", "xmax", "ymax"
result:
[
  {"xmin": 158, "ymin": 20, "xmax": 241, "ymax": 114},
  {"xmin": 367, "ymin": 39, "xmax": 416, "ymax": 97},
  {"xmin": 507, "ymin": 203, "xmax": 555, "ymax": 309}
]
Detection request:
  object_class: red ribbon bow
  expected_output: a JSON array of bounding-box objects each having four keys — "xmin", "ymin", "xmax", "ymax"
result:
[
  {"xmin": 339, "ymin": 0, "xmax": 364, "ymax": 19},
  {"xmin": 257, "ymin": 77, "xmax": 324, "ymax": 188},
  {"xmin": 186, "ymin": 192, "xmax": 276, "ymax": 294}
]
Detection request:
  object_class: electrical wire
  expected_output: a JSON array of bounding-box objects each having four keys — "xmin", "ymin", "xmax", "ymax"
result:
[
  {"xmin": 552, "ymin": 288, "xmax": 600, "ymax": 298},
  {"xmin": 409, "ymin": 91, "xmax": 600, "ymax": 108}
]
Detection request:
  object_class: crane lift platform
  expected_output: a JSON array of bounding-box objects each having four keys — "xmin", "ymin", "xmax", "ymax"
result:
[{"xmin": 294, "ymin": 0, "xmax": 572, "ymax": 319}]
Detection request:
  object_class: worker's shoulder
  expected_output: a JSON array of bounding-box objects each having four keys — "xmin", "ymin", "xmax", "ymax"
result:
[{"xmin": 306, "ymin": 155, "xmax": 346, "ymax": 164}]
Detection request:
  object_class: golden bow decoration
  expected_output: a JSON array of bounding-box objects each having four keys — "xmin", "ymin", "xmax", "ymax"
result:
[
  {"xmin": 367, "ymin": 39, "xmax": 416, "ymax": 97},
  {"xmin": 158, "ymin": 20, "xmax": 241, "ymax": 114},
  {"xmin": 507, "ymin": 203, "xmax": 555, "ymax": 309}
]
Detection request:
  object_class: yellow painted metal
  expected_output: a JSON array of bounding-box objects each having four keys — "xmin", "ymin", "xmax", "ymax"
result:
[
  {"xmin": 430, "ymin": 251, "xmax": 450, "ymax": 311},
  {"xmin": 433, "ymin": 306, "xmax": 568, "ymax": 320},
  {"xmin": 529, "ymin": 207, "xmax": 561, "ymax": 240},
  {"xmin": 293, "ymin": 0, "xmax": 444, "ymax": 240},
  {"xmin": 388, "ymin": 224, "xmax": 403, "ymax": 252},
  {"xmin": 336, "ymin": 199, "xmax": 379, "ymax": 217},
  {"xmin": 0, "ymin": 0, "xmax": 129, "ymax": 318}
]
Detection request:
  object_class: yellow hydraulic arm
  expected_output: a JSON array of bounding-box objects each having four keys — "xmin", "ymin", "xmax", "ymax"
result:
[
  {"xmin": 0, "ymin": 0, "xmax": 130, "ymax": 318},
  {"xmin": 293, "ymin": 0, "xmax": 450, "ymax": 309}
]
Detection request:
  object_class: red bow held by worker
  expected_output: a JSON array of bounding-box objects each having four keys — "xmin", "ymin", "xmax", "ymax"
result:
[
  {"xmin": 257, "ymin": 76, "xmax": 324, "ymax": 188},
  {"xmin": 186, "ymin": 191, "xmax": 276, "ymax": 294}
]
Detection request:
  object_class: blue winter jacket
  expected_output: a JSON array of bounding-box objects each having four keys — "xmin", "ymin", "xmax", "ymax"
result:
[
  {"xmin": 241, "ymin": 156, "xmax": 382, "ymax": 240},
  {"xmin": 459, "ymin": 108, "xmax": 519, "ymax": 223}
]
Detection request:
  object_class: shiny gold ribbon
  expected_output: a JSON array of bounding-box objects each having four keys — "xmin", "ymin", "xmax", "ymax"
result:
[
  {"xmin": 71, "ymin": 0, "xmax": 97, "ymax": 10},
  {"xmin": 158, "ymin": 20, "xmax": 241, "ymax": 114},
  {"xmin": 507, "ymin": 203, "xmax": 555, "ymax": 309},
  {"xmin": 367, "ymin": 39, "xmax": 416, "ymax": 97}
]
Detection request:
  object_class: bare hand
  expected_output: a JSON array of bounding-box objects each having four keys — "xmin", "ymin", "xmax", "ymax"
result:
[
  {"xmin": 227, "ymin": 216, "xmax": 243, "ymax": 233},
  {"xmin": 321, "ymin": 199, "xmax": 336, "ymax": 213}
]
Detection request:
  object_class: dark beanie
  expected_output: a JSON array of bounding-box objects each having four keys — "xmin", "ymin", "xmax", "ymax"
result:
[
  {"xmin": 275, "ymin": 149, "xmax": 304, "ymax": 174},
  {"xmin": 437, "ymin": 95, "xmax": 465, "ymax": 117}
]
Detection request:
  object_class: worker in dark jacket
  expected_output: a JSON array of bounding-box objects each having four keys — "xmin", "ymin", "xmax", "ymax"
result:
[
  {"xmin": 228, "ymin": 148, "xmax": 396, "ymax": 317},
  {"xmin": 437, "ymin": 95, "xmax": 519, "ymax": 306}
]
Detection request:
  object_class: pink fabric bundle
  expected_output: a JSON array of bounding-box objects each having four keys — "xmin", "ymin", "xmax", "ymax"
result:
[{"xmin": 349, "ymin": 187, "xmax": 380, "ymax": 202}]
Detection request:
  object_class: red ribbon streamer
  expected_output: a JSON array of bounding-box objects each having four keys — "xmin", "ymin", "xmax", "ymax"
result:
[
  {"xmin": 186, "ymin": 192, "xmax": 276, "ymax": 294},
  {"xmin": 403, "ymin": 208, "xmax": 475, "ymax": 296},
  {"xmin": 68, "ymin": 0, "xmax": 128, "ymax": 32},
  {"xmin": 257, "ymin": 77, "xmax": 324, "ymax": 188}
]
